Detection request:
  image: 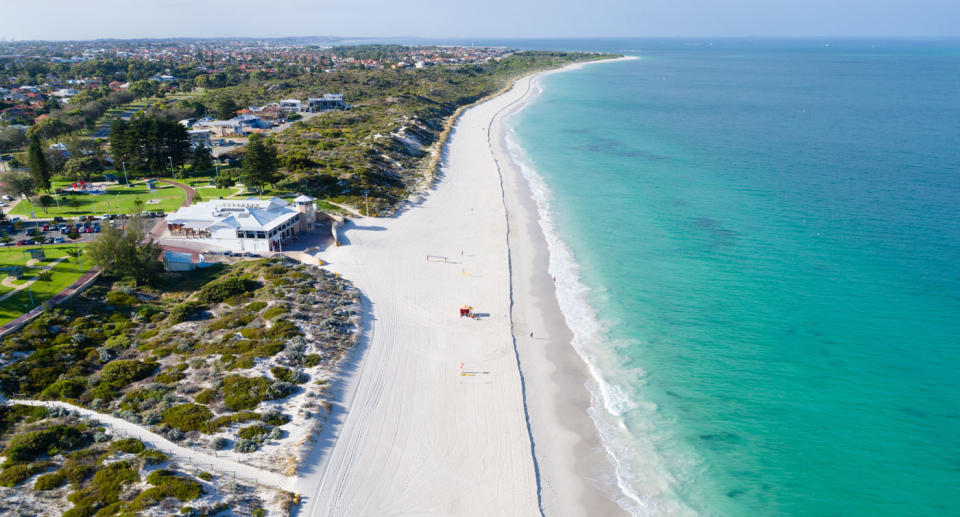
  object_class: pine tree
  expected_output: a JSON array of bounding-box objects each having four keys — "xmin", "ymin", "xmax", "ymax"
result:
[
  {"xmin": 192, "ymin": 144, "xmax": 213, "ymax": 173},
  {"xmin": 241, "ymin": 134, "xmax": 279, "ymax": 194},
  {"xmin": 25, "ymin": 133, "xmax": 51, "ymax": 193}
]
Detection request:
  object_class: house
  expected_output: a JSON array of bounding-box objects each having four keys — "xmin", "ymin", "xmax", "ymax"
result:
[
  {"xmin": 164, "ymin": 196, "xmax": 318, "ymax": 253},
  {"xmin": 0, "ymin": 106, "xmax": 35, "ymax": 124},
  {"xmin": 307, "ymin": 94, "xmax": 346, "ymax": 111},
  {"xmin": 187, "ymin": 129, "xmax": 212, "ymax": 149},
  {"xmin": 194, "ymin": 119, "xmax": 244, "ymax": 138},
  {"xmin": 278, "ymin": 99, "xmax": 302, "ymax": 113},
  {"xmin": 52, "ymin": 88, "xmax": 78, "ymax": 98}
]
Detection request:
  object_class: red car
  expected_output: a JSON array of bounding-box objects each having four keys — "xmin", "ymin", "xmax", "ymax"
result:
[{"xmin": 41, "ymin": 224, "xmax": 50, "ymax": 231}]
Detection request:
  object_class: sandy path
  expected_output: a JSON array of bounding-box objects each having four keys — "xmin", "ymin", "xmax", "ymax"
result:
[
  {"xmin": 10, "ymin": 399, "xmax": 294, "ymax": 491},
  {"xmin": 296, "ymin": 77, "xmax": 545, "ymax": 516}
]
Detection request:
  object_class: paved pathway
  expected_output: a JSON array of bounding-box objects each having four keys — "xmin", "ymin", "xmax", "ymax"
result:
[
  {"xmin": 8, "ymin": 399, "xmax": 294, "ymax": 491},
  {"xmin": 0, "ymin": 256, "xmax": 69, "ymax": 301},
  {"xmin": 0, "ymin": 266, "xmax": 100, "ymax": 336},
  {"xmin": 149, "ymin": 179, "xmax": 195, "ymax": 240}
]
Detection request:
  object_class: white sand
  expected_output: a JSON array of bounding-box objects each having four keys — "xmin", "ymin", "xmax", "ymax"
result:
[{"xmin": 300, "ymin": 63, "xmax": 628, "ymax": 516}]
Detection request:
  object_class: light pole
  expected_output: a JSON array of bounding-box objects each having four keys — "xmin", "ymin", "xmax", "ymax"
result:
[
  {"xmin": 364, "ymin": 191, "xmax": 369, "ymax": 217},
  {"xmin": 168, "ymin": 156, "xmax": 175, "ymax": 177},
  {"xmin": 121, "ymin": 161, "xmax": 130, "ymax": 186}
]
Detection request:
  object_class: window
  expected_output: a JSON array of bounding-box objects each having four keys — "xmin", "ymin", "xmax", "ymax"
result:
[
  {"xmin": 236, "ymin": 231, "xmax": 244, "ymax": 238},
  {"xmin": 245, "ymin": 231, "xmax": 255, "ymax": 239},
  {"xmin": 256, "ymin": 231, "xmax": 266, "ymax": 239}
]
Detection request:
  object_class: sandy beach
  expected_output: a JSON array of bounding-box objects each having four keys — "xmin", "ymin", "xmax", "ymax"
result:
[{"xmin": 300, "ymin": 62, "xmax": 626, "ymax": 516}]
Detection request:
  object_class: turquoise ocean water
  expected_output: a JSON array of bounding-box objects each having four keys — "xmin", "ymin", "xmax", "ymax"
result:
[{"xmin": 504, "ymin": 40, "xmax": 960, "ymax": 516}]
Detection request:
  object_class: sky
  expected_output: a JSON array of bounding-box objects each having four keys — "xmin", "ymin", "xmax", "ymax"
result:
[{"xmin": 3, "ymin": 0, "xmax": 959, "ymax": 41}]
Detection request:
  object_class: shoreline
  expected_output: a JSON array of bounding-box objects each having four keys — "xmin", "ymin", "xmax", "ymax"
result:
[
  {"xmin": 491, "ymin": 60, "xmax": 635, "ymax": 515},
  {"xmin": 301, "ymin": 58, "xmax": 632, "ymax": 516}
]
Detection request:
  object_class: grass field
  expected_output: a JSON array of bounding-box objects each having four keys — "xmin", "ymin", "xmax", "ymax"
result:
[
  {"xmin": 0, "ymin": 245, "xmax": 92, "ymax": 325},
  {"xmin": 10, "ymin": 180, "xmax": 187, "ymax": 218}
]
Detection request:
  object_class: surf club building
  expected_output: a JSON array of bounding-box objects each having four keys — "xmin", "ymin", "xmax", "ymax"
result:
[{"xmin": 164, "ymin": 196, "xmax": 317, "ymax": 253}]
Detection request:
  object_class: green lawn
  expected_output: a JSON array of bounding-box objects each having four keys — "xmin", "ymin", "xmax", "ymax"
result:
[
  {"xmin": 0, "ymin": 245, "xmax": 92, "ymax": 325},
  {"xmin": 11, "ymin": 180, "xmax": 187, "ymax": 218},
  {"xmin": 196, "ymin": 186, "xmax": 241, "ymax": 199}
]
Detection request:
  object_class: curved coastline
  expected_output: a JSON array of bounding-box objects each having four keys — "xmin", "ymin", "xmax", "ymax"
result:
[
  {"xmin": 491, "ymin": 58, "xmax": 646, "ymax": 516},
  {"xmin": 300, "ymin": 58, "xmax": 638, "ymax": 517}
]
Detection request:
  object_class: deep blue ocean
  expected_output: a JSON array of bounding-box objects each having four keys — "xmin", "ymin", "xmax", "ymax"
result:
[{"xmin": 496, "ymin": 40, "xmax": 960, "ymax": 516}]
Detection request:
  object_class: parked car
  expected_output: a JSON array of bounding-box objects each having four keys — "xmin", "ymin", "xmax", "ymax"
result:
[
  {"xmin": 2, "ymin": 195, "xmax": 13, "ymax": 201},
  {"xmin": 54, "ymin": 237, "xmax": 65, "ymax": 243},
  {"xmin": 53, "ymin": 216, "xmax": 65, "ymax": 222},
  {"xmin": 41, "ymin": 224, "xmax": 50, "ymax": 231}
]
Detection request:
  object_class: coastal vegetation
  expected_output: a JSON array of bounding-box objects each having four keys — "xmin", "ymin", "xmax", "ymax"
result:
[
  {"xmin": 0, "ymin": 256, "xmax": 360, "ymax": 489},
  {"xmin": 0, "ymin": 404, "xmax": 268, "ymax": 515},
  {"xmin": 3, "ymin": 43, "xmax": 615, "ymax": 216}
]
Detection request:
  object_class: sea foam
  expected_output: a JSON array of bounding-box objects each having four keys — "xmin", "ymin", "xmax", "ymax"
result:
[{"xmin": 503, "ymin": 83, "xmax": 661, "ymax": 514}]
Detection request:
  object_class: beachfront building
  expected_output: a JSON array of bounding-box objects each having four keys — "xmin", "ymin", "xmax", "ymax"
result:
[
  {"xmin": 278, "ymin": 99, "xmax": 302, "ymax": 113},
  {"xmin": 164, "ymin": 196, "xmax": 318, "ymax": 253},
  {"xmin": 187, "ymin": 129, "xmax": 212, "ymax": 149},
  {"xmin": 307, "ymin": 94, "xmax": 346, "ymax": 111}
]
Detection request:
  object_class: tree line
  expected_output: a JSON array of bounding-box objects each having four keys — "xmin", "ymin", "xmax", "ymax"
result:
[{"xmin": 109, "ymin": 115, "xmax": 191, "ymax": 172}]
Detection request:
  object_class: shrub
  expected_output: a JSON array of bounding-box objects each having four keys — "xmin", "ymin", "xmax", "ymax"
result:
[
  {"xmin": 246, "ymin": 301, "xmax": 267, "ymax": 312},
  {"xmin": 233, "ymin": 438, "xmax": 258, "ymax": 453},
  {"xmin": 169, "ymin": 301, "xmax": 205, "ymax": 324},
  {"xmin": 237, "ymin": 424, "xmax": 271, "ymax": 440},
  {"xmin": 155, "ymin": 370, "xmax": 186, "ymax": 384},
  {"xmin": 39, "ymin": 377, "xmax": 86, "ymax": 400},
  {"xmin": 146, "ymin": 469, "xmax": 205, "ymax": 500},
  {"xmin": 209, "ymin": 437, "xmax": 229, "ymax": 450},
  {"xmin": 2, "ymin": 425, "xmax": 87, "ymax": 462},
  {"xmin": 303, "ymin": 354, "xmax": 321, "ymax": 367},
  {"xmin": 221, "ymin": 376, "xmax": 274, "ymax": 411},
  {"xmin": 161, "ymin": 404, "xmax": 213, "ymax": 432},
  {"xmin": 197, "ymin": 277, "xmax": 259, "ymax": 304},
  {"xmin": 271, "ymin": 366, "xmax": 307, "ymax": 384},
  {"xmin": 109, "ymin": 438, "xmax": 145, "ymax": 454},
  {"xmin": 267, "ymin": 319, "xmax": 301, "ymax": 339},
  {"xmin": 100, "ymin": 359, "xmax": 158, "ymax": 385},
  {"xmin": 224, "ymin": 356, "xmax": 255, "ymax": 370},
  {"xmin": 194, "ymin": 388, "xmax": 219, "ymax": 404},
  {"xmin": 261, "ymin": 306, "xmax": 288, "ymax": 320},
  {"xmin": 64, "ymin": 463, "xmax": 94, "ymax": 486},
  {"xmin": 67, "ymin": 460, "xmax": 138, "ymax": 512},
  {"xmin": 261, "ymin": 409, "xmax": 291, "ymax": 426},
  {"xmin": 0, "ymin": 462, "xmax": 52, "ymax": 487},
  {"xmin": 139, "ymin": 449, "xmax": 169, "ymax": 466},
  {"xmin": 34, "ymin": 470, "xmax": 67, "ymax": 490},
  {"xmin": 106, "ymin": 291, "xmax": 138, "ymax": 306},
  {"xmin": 37, "ymin": 270, "xmax": 53, "ymax": 282},
  {"xmin": 202, "ymin": 412, "xmax": 260, "ymax": 433},
  {"xmin": 197, "ymin": 471, "xmax": 213, "ymax": 481}
]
